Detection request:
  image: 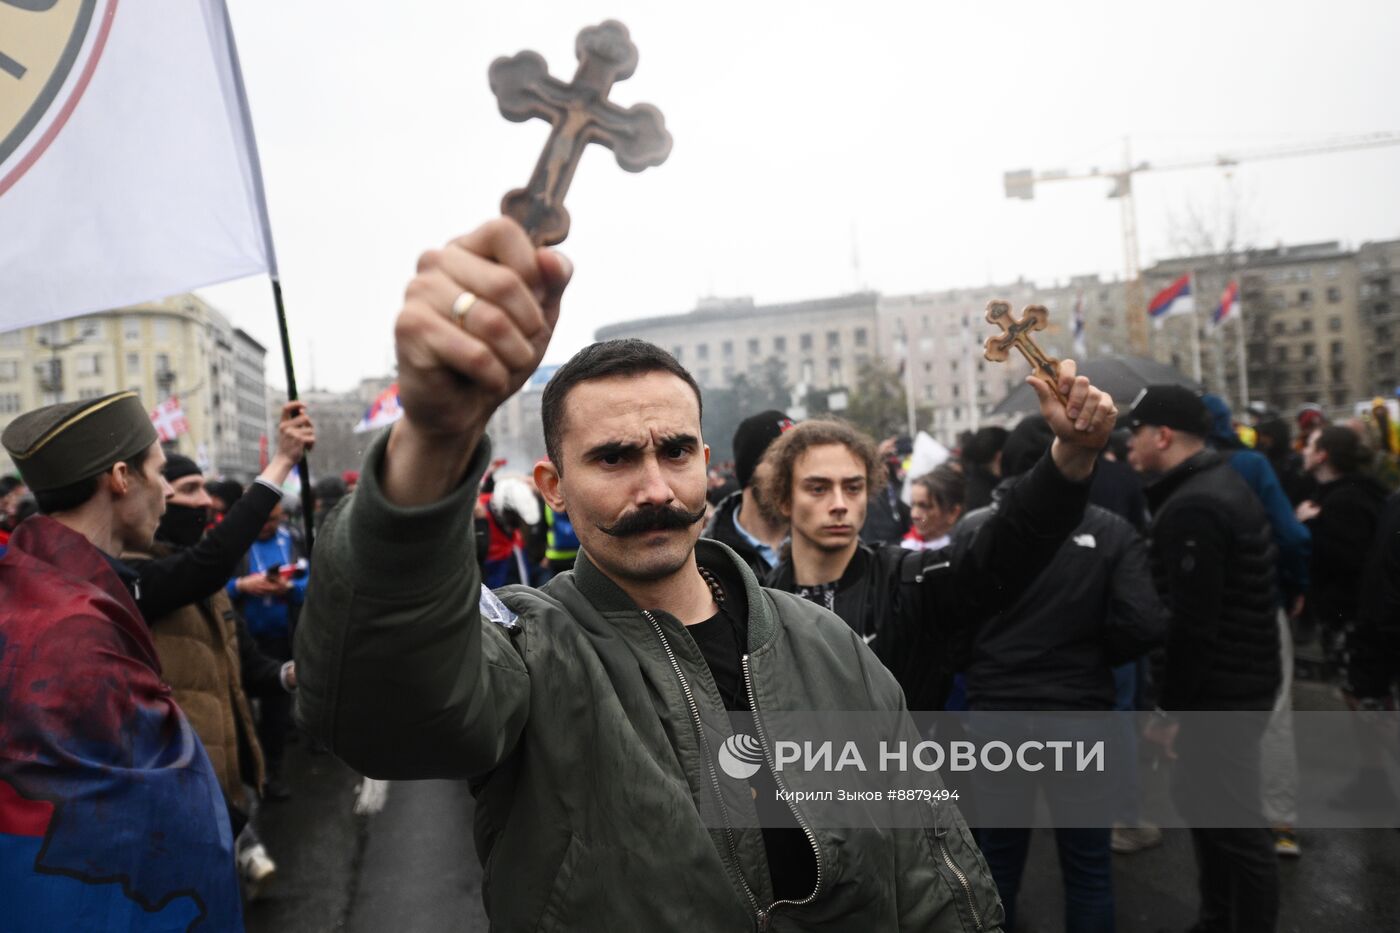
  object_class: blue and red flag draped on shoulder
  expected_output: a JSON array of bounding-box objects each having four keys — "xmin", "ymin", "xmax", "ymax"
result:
[
  {"xmin": 1148, "ymin": 274, "xmax": 1194, "ymax": 327},
  {"xmin": 0, "ymin": 517, "xmax": 241, "ymax": 931}
]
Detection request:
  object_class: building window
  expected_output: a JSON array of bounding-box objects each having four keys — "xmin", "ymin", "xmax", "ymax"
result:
[
  {"xmin": 1298, "ymin": 289, "xmax": 1312, "ymax": 305},
  {"xmin": 747, "ymin": 338, "xmax": 760, "ymax": 356},
  {"xmin": 77, "ymin": 353, "xmax": 102, "ymax": 376},
  {"xmin": 1274, "ymin": 346, "xmax": 1288, "ymax": 363},
  {"xmin": 0, "ymin": 393, "xmax": 20, "ymax": 413},
  {"xmin": 773, "ymin": 336, "xmax": 787, "ymax": 353},
  {"xmin": 155, "ymin": 353, "xmax": 171, "ymax": 375},
  {"xmin": 0, "ymin": 330, "xmax": 20, "ymax": 347},
  {"xmin": 923, "ymin": 361, "xmax": 932, "ymax": 374},
  {"xmin": 1327, "ymin": 286, "xmax": 1342, "ymax": 303},
  {"xmin": 696, "ymin": 343, "xmax": 709, "ymax": 361},
  {"xmin": 79, "ymin": 387, "xmax": 105, "ymax": 400},
  {"xmin": 721, "ymin": 340, "xmax": 733, "ymax": 358},
  {"xmin": 923, "ymin": 385, "xmax": 934, "ymax": 401},
  {"xmin": 1328, "ymin": 317, "xmax": 1343, "ymax": 332},
  {"xmin": 800, "ymin": 333, "xmax": 813, "ymax": 351},
  {"xmin": 154, "ymin": 319, "xmax": 171, "ymax": 341},
  {"xmin": 126, "ymin": 352, "xmax": 141, "ymax": 372},
  {"xmin": 826, "ymin": 331, "xmax": 840, "ymax": 350},
  {"xmin": 1299, "ymin": 318, "xmax": 1313, "ymax": 334},
  {"xmin": 1270, "ymin": 321, "xmax": 1285, "ymax": 336},
  {"xmin": 952, "ymin": 384, "xmax": 960, "ymax": 398},
  {"xmin": 1302, "ymin": 343, "xmax": 1316, "ymax": 360},
  {"xmin": 827, "ymin": 358, "xmax": 842, "ymax": 384},
  {"xmin": 801, "ymin": 360, "xmax": 814, "ymax": 383},
  {"xmin": 697, "ymin": 368, "xmax": 711, "ymax": 384},
  {"xmin": 0, "ymin": 360, "xmax": 16, "ymax": 381},
  {"xmin": 672, "ymin": 346, "xmax": 683, "ymax": 362},
  {"xmin": 854, "ymin": 327, "xmax": 868, "ymax": 348},
  {"xmin": 123, "ymin": 316, "xmax": 141, "ymax": 340},
  {"xmin": 1331, "ymin": 341, "xmax": 1344, "ymax": 358},
  {"xmin": 38, "ymin": 323, "xmax": 59, "ymax": 344}
]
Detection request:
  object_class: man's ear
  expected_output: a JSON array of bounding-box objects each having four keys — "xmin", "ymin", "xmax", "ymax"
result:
[
  {"xmin": 105, "ymin": 461, "xmax": 131, "ymax": 498},
  {"xmin": 704, "ymin": 444, "xmax": 711, "ymax": 468},
  {"xmin": 534, "ymin": 458, "xmax": 565, "ymax": 512}
]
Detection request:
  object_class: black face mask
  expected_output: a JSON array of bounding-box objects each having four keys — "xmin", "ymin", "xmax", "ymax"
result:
[{"xmin": 157, "ymin": 502, "xmax": 208, "ymax": 549}]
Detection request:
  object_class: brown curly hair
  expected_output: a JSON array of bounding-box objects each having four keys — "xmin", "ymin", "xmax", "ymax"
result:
[{"xmin": 757, "ymin": 418, "xmax": 886, "ymax": 510}]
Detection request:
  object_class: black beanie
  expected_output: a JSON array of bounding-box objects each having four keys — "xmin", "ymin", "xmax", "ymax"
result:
[
  {"xmin": 162, "ymin": 454, "xmax": 202, "ymax": 483},
  {"xmin": 733, "ymin": 410, "xmax": 794, "ymax": 488}
]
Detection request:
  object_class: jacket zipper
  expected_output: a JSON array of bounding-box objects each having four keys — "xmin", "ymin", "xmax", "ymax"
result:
[
  {"xmin": 642, "ymin": 611, "xmax": 762, "ymax": 925},
  {"xmin": 935, "ymin": 828, "xmax": 984, "ymax": 930},
  {"xmin": 742, "ymin": 654, "xmax": 825, "ymax": 929}
]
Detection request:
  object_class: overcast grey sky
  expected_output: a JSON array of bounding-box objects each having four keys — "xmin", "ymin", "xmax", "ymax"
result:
[{"xmin": 202, "ymin": 0, "xmax": 1400, "ymax": 392}]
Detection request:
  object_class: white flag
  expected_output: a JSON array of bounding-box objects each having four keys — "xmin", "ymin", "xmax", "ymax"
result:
[{"xmin": 0, "ymin": 0, "xmax": 275, "ymax": 331}]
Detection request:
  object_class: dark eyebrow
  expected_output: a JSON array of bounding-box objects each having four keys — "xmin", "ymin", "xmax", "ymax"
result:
[
  {"xmin": 582, "ymin": 440, "xmax": 645, "ymax": 461},
  {"xmin": 658, "ymin": 433, "xmax": 700, "ymax": 450}
]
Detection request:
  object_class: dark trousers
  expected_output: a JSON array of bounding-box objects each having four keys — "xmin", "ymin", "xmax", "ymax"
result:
[
  {"xmin": 969, "ymin": 715, "xmax": 1115, "ymax": 933},
  {"xmin": 978, "ymin": 827, "xmax": 1114, "ymax": 933},
  {"xmin": 255, "ymin": 634, "xmax": 292, "ymax": 778},
  {"xmin": 1172, "ymin": 712, "xmax": 1278, "ymax": 933}
]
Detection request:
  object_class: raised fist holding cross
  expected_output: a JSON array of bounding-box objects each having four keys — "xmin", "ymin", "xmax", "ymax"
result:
[{"xmin": 983, "ymin": 299, "xmax": 1117, "ymax": 480}]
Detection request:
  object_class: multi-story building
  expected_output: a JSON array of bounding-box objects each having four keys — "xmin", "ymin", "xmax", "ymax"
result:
[
  {"xmin": 1358, "ymin": 240, "xmax": 1400, "ymax": 400},
  {"xmin": 1144, "ymin": 242, "xmax": 1373, "ymax": 416},
  {"xmin": 591, "ymin": 280, "xmax": 1138, "ymax": 445},
  {"xmin": 595, "ymin": 293, "xmax": 881, "ymax": 397},
  {"xmin": 0, "ymin": 294, "xmax": 269, "ymax": 479}
]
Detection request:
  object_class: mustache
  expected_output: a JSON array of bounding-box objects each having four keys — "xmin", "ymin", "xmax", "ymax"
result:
[{"xmin": 597, "ymin": 502, "xmax": 708, "ymax": 538}]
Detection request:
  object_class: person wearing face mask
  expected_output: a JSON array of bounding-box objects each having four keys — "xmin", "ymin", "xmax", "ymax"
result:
[{"xmin": 127, "ymin": 402, "xmax": 315, "ymax": 622}]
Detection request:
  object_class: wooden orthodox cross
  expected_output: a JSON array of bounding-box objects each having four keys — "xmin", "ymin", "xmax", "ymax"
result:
[
  {"xmin": 488, "ymin": 20, "xmax": 672, "ymax": 245},
  {"xmin": 983, "ymin": 300, "xmax": 1067, "ymax": 404}
]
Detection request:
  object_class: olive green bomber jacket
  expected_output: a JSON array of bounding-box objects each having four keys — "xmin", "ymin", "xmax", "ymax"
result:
[{"xmin": 295, "ymin": 432, "xmax": 1004, "ymax": 932}]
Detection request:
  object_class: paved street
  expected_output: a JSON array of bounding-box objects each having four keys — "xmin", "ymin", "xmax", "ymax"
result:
[{"xmin": 246, "ymin": 681, "xmax": 1399, "ymax": 933}]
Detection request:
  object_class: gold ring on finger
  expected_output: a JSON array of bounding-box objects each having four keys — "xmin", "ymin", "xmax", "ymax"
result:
[{"xmin": 450, "ymin": 291, "xmax": 480, "ymax": 329}]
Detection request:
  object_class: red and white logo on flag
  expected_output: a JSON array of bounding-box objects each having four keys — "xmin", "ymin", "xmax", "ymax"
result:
[{"xmin": 150, "ymin": 396, "xmax": 190, "ymax": 442}]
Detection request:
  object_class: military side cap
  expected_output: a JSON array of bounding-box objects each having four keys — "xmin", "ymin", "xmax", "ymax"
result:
[{"xmin": 2, "ymin": 391, "xmax": 157, "ymax": 492}]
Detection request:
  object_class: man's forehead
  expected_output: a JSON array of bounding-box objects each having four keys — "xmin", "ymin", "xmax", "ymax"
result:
[
  {"xmin": 794, "ymin": 443, "xmax": 865, "ymax": 479},
  {"xmin": 563, "ymin": 374, "xmax": 701, "ymax": 445}
]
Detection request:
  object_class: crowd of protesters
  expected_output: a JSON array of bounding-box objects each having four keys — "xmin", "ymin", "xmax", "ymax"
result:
[{"xmin": 2, "ymin": 355, "xmax": 1398, "ymax": 932}]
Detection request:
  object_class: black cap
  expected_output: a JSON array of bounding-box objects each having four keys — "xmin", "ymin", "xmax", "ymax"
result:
[
  {"xmin": 733, "ymin": 410, "xmax": 795, "ymax": 488},
  {"xmin": 1000, "ymin": 415, "xmax": 1055, "ymax": 479},
  {"xmin": 1127, "ymin": 385, "xmax": 1210, "ymax": 435},
  {"xmin": 162, "ymin": 454, "xmax": 202, "ymax": 483}
]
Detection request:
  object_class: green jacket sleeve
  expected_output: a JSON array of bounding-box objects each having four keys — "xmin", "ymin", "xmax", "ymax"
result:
[{"xmin": 293, "ymin": 430, "xmax": 530, "ymax": 780}]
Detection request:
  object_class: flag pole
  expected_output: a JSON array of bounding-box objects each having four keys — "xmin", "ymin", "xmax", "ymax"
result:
[
  {"xmin": 270, "ymin": 276, "xmax": 316, "ymax": 554},
  {"xmin": 218, "ymin": 1, "xmax": 316, "ymax": 553},
  {"xmin": 1234, "ymin": 284, "xmax": 1250, "ymax": 413},
  {"xmin": 1188, "ymin": 270, "xmax": 1203, "ymax": 384}
]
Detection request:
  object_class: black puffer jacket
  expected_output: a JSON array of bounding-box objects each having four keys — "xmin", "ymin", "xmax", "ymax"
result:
[
  {"xmin": 1305, "ymin": 472, "xmax": 1389, "ymax": 629},
  {"xmin": 1348, "ymin": 493, "xmax": 1400, "ymax": 697},
  {"xmin": 957, "ymin": 494, "xmax": 1167, "ymax": 711},
  {"xmin": 1145, "ymin": 449, "xmax": 1281, "ymax": 710}
]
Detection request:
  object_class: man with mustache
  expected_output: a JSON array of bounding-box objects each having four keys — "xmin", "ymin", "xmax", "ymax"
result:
[{"xmin": 293, "ymin": 217, "xmax": 1117, "ymax": 932}]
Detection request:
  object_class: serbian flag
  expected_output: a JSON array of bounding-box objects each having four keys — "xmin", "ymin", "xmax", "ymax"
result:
[
  {"xmin": 1212, "ymin": 280, "xmax": 1241, "ymax": 329},
  {"xmin": 0, "ymin": 1, "xmax": 276, "ymax": 331},
  {"xmin": 150, "ymin": 396, "xmax": 190, "ymax": 442},
  {"xmin": 354, "ymin": 382, "xmax": 403, "ymax": 433},
  {"xmin": 1, "ymin": 518, "xmax": 242, "ymax": 930},
  {"xmin": 1148, "ymin": 274, "xmax": 1194, "ymax": 328}
]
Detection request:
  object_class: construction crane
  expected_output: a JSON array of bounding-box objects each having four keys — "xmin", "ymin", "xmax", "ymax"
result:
[{"xmin": 1004, "ymin": 132, "xmax": 1400, "ymax": 355}]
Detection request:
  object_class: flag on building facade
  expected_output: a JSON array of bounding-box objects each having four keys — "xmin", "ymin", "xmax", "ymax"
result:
[
  {"xmin": 1072, "ymin": 290, "xmax": 1087, "ymax": 358},
  {"xmin": 0, "ymin": 0, "xmax": 276, "ymax": 331},
  {"xmin": 1148, "ymin": 274, "xmax": 1194, "ymax": 328},
  {"xmin": 150, "ymin": 396, "xmax": 189, "ymax": 442},
  {"xmin": 1212, "ymin": 280, "xmax": 1241, "ymax": 329},
  {"xmin": 354, "ymin": 383, "xmax": 402, "ymax": 434}
]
